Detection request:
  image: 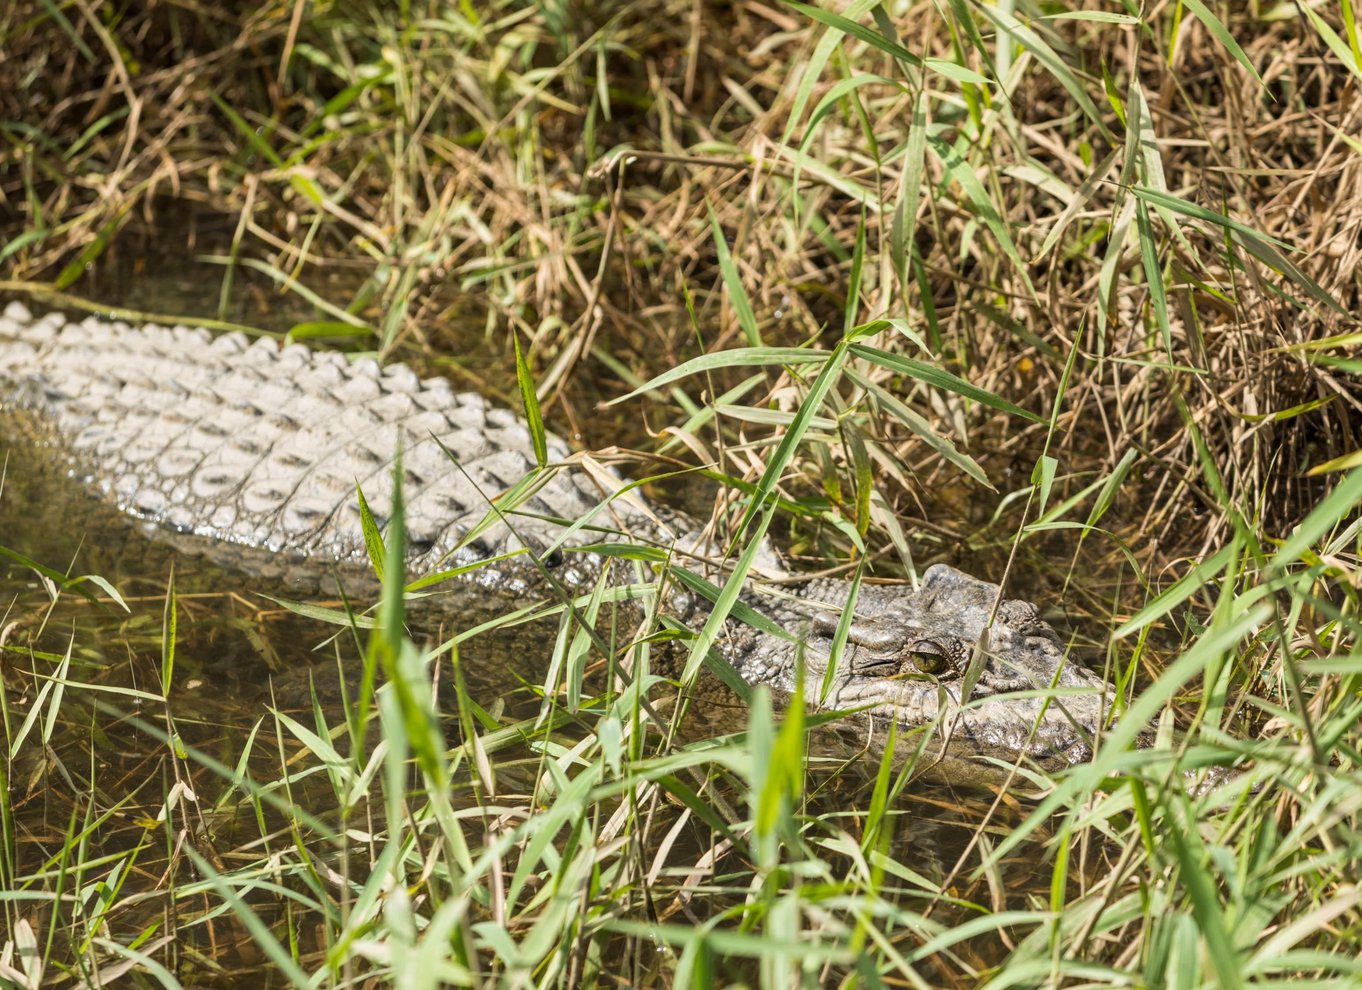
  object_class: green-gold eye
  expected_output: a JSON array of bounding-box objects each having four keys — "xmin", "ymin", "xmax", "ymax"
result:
[{"xmin": 908, "ymin": 640, "xmax": 948, "ymax": 674}]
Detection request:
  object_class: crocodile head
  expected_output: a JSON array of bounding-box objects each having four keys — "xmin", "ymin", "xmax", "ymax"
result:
[{"xmin": 735, "ymin": 563, "xmax": 1112, "ymax": 768}]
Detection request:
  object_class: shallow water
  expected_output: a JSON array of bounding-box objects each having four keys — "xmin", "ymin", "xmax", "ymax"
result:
[{"xmin": 0, "ymin": 224, "xmax": 1074, "ymax": 984}]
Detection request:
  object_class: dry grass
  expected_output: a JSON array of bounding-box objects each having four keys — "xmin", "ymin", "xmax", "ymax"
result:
[
  {"xmin": 3, "ymin": 2, "xmax": 1362, "ymax": 986},
  {"xmin": 3, "ymin": 2, "xmax": 1358, "ymax": 569}
]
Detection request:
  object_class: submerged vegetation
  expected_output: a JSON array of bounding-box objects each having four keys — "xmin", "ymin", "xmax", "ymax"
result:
[{"xmin": 2, "ymin": 0, "xmax": 1361, "ymax": 986}]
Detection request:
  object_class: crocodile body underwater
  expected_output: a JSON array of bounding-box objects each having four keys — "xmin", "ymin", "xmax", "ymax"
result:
[{"xmin": 0, "ymin": 302, "xmax": 1113, "ymax": 768}]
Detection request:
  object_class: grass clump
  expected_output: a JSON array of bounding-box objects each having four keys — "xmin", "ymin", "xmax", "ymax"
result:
[
  {"xmin": 2, "ymin": 460, "xmax": 1360, "ymax": 986},
  {"xmin": 1, "ymin": 0, "xmax": 1361, "ymax": 986},
  {"xmin": 3, "ymin": 0, "xmax": 1357, "ymax": 551}
]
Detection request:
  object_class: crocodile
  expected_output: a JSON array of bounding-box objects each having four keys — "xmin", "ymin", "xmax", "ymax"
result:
[{"xmin": 0, "ymin": 302, "xmax": 1112, "ymax": 768}]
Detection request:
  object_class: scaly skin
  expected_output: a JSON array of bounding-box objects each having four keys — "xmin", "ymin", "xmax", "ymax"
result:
[{"xmin": 0, "ymin": 302, "xmax": 1114, "ymax": 768}]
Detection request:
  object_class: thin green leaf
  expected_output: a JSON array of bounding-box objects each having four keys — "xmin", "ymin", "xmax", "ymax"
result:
[
  {"xmin": 0, "ymin": 546, "xmax": 129, "ymax": 610},
  {"xmin": 260, "ymin": 595, "xmax": 377, "ymax": 627},
  {"xmin": 927, "ymin": 134, "xmax": 1036, "ymax": 298},
  {"xmin": 1233, "ymin": 227, "xmax": 1348, "ymax": 316},
  {"xmin": 891, "ymin": 89, "xmax": 929, "ymax": 293},
  {"xmin": 161, "ymin": 567, "xmax": 176, "ymax": 693},
  {"xmin": 563, "ymin": 570, "xmax": 609, "ymax": 711},
  {"xmin": 180, "ymin": 847, "xmax": 312, "ymax": 988},
  {"xmin": 513, "ymin": 330, "xmax": 549, "ymax": 467},
  {"xmin": 708, "ymin": 205, "xmax": 761, "ymax": 345},
  {"xmin": 974, "ymin": 6, "xmax": 1114, "ymax": 141},
  {"xmin": 681, "ymin": 498, "xmax": 778, "ymax": 684},
  {"xmin": 666, "ymin": 566, "xmax": 796, "ymax": 643},
  {"xmin": 197, "ymin": 255, "xmax": 370, "ymax": 328},
  {"xmin": 34, "ymin": 0, "xmax": 96, "ymax": 61},
  {"xmin": 1043, "ymin": 11, "xmax": 1140, "ymax": 23},
  {"xmin": 779, "ymin": 0, "xmax": 882, "ymax": 149},
  {"xmin": 845, "ymin": 208, "xmax": 866, "ymax": 331},
  {"xmin": 737, "ymin": 342, "xmax": 852, "ymax": 537},
  {"xmin": 990, "ymin": 602, "xmax": 1271, "ymax": 864},
  {"xmin": 800, "ymin": 74, "xmax": 902, "ymax": 162},
  {"xmin": 1114, "ymin": 543, "xmax": 1236, "ymax": 639},
  {"xmin": 1033, "ymin": 150, "xmax": 1116, "ymax": 262},
  {"xmin": 1183, "ymin": 0, "xmax": 1262, "ymax": 84},
  {"xmin": 287, "ymin": 321, "xmax": 372, "ymax": 340},
  {"xmin": 355, "ymin": 481, "xmax": 387, "ymax": 583},
  {"xmin": 783, "ymin": 1, "xmax": 923, "ymax": 69},
  {"xmin": 1236, "ymin": 395, "xmax": 1336, "ymax": 423},
  {"xmin": 1101, "ymin": 60, "xmax": 1126, "ymax": 127},
  {"xmin": 1306, "ymin": 448, "xmax": 1362, "ymax": 476},
  {"xmin": 1128, "ymin": 186, "xmax": 1292, "ymax": 248},
  {"xmin": 1032, "ymin": 455, "xmax": 1057, "ymax": 518},
  {"xmin": 848, "ymin": 343, "xmax": 1042, "ymax": 422},
  {"xmin": 922, "ymin": 57, "xmax": 991, "ymax": 86},
  {"xmin": 845, "ymin": 368, "xmax": 992, "ymax": 488},
  {"xmin": 1272, "ymin": 466, "xmax": 1362, "ymax": 565},
  {"xmin": 378, "ymin": 449, "xmax": 407, "ymax": 661},
  {"xmin": 1164, "ymin": 803, "xmax": 1246, "ymax": 990},
  {"xmin": 1085, "ymin": 448, "xmax": 1138, "ymax": 529},
  {"xmin": 55, "ymin": 211, "xmax": 125, "ymax": 290},
  {"xmin": 1136, "ymin": 201, "xmax": 1173, "ymax": 358},
  {"xmin": 210, "ymin": 93, "xmax": 284, "ymax": 167},
  {"xmin": 820, "ymin": 561, "xmax": 864, "ymax": 705},
  {"xmin": 0, "ymin": 228, "xmax": 51, "ymax": 263},
  {"xmin": 605, "ymin": 347, "xmax": 826, "ymax": 406}
]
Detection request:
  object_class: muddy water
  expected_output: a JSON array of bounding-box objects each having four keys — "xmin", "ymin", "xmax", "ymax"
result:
[
  {"xmin": 0, "ymin": 220, "xmax": 657, "ymax": 739},
  {"xmin": 0, "ymin": 226, "xmax": 1068, "ymax": 982}
]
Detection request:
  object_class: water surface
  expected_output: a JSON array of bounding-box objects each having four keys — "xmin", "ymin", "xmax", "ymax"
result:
[{"xmin": 0, "ymin": 222, "xmax": 1075, "ymax": 984}]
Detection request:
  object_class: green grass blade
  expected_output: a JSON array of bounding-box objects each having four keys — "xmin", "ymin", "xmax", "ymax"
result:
[
  {"xmin": 513, "ymin": 329, "xmax": 548, "ymax": 467},
  {"xmin": 54, "ymin": 211, "xmax": 125, "ymax": 290},
  {"xmin": 1182, "ymin": 0, "xmax": 1263, "ymax": 84},
  {"xmin": 838, "ymin": 367, "xmax": 991, "ymax": 487},
  {"xmin": 1128, "ymin": 186, "xmax": 1291, "ymax": 248},
  {"xmin": 735, "ymin": 341, "xmax": 851, "ymax": 538},
  {"xmin": 819, "ymin": 560, "xmax": 864, "ymax": 705},
  {"xmin": 160, "ymin": 567, "xmax": 176, "ymax": 693},
  {"xmin": 1114, "ymin": 543, "xmax": 1236, "ymax": 639},
  {"xmin": 783, "ymin": 1, "xmax": 923, "ymax": 69},
  {"xmin": 891, "ymin": 88, "xmax": 929, "ymax": 294},
  {"xmin": 1164, "ymin": 800, "xmax": 1246, "ymax": 990},
  {"xmin": 926, "ymin": 134, "xmax": 1036, "ymax": 298},
  {"xmin": 708, "ymin": 205, "xmax": 762, "ymax": 345},
  {"xmin": 680, "ymin": 497, "xmax": 779, "ymax": 684},
  {"xmin": 848, "ymin": 343, "xmax": 1042, "ymax": 422},
  {"xmin": 844, "ymin": 208, "xmax": 866, "ymax": 331},
  {"xmin": 1271, "ymin": 466, "xmax": 1362, "ymax": 566},
  {"xmin": 0, "ymin": 546, "xmax": 129, "ymax": 611},
  {"xmin": 975, "ymin": 6, "xmax": 1113, "ymax": 141},
  {"xmin": 1136, "ymin": 201, "xmax": 1173, "ymax": 358},
  {"xmin": 180, "ymin": 847, "xmax": 312, "ymax": 988},
  {"xmin": 605, "ymin": 347, "xmax": 827, "ymax": 405},
  {"xmin": 355, "ymin": 480, "xmax": 387, "ymax": 583},
  {"xmin": 778, "ymin": 0, "xmax": 880, "ymax": 148}
]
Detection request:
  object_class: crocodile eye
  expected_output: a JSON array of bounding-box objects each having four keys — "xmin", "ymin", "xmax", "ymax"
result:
[
  {"xmin": 906, "ymin": 640, "xmax": 949, "ymax": 674},
  {"xmin": 544, "ymin": 548, "xmax": 564, "ymax": 568}
]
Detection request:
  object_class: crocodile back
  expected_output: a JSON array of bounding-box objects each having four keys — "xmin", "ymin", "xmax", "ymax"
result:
[{"xmin": 0, "ymin": 304, "xmax": 651, "ymax": 591}]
